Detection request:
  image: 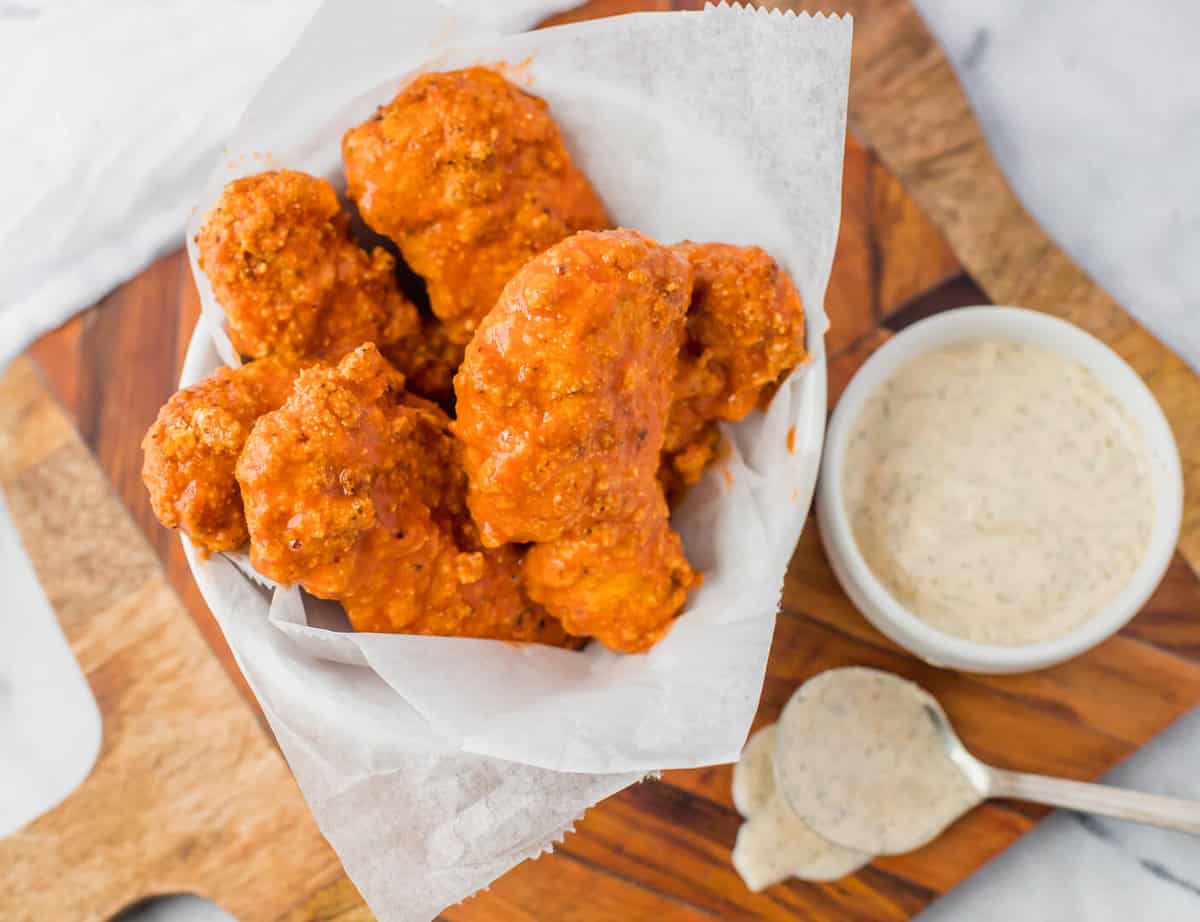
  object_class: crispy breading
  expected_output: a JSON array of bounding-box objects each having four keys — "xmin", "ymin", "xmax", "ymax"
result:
[
  {"xmin": 198, "ymin": 170, "xmax": 417, "ymax": 360},
  {"xmin": 141, "ymin": 356, "xmax": 299, "ymax": 553},
  {"xmin": 197, "ymin": 170, "xmax": 461, "ymax": 402},
  {"xmin": 455, "ymin": 229, "xmax": 691, "ymax": 545},
  {"xmin": 662, "ymin": 242, "xmax": 806, "ymax": 493},
  {"xmin": 236, "ymin": 344, "xmax": 574, "ymax": 646},
  {"xmin": 343, "ymin": 67, "xmax": 609, "ymax": 345},
  {"xmin": 524, "ymin": 482, "xmax": 694, "ymax": 653},
  {"xmin": 455, "ymin": 230, "xmax": 697, "ymax": 652},
  {"xmin": 382, "ymin": 316, "xmax": 462, "ymax": 407}
]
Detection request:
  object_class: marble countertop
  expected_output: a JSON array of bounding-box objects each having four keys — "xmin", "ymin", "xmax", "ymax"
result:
[
  {"xmin": 3, "ymin": 0, "xmax": 1198, "ymax": 919},
  {"xmin": 911, "ymin": 1, "xmax": 1200, "ymax": 914},
  {"xmin": 916, "ymin": 0, "xmax": 1200, "ymax": 373}
]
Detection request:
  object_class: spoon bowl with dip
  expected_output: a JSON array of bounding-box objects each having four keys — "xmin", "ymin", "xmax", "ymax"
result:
[{"xmin": 772, "ymin": 668, "xmax": 1200, "ymax": 857}]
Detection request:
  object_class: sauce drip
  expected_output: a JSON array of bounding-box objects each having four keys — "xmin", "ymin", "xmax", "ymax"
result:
[{"xmin": 843, "ymin": 339, "xmax": 1155, "ymax": 645}]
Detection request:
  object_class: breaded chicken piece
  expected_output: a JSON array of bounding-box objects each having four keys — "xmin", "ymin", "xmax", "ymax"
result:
[
  {"xmin": 343, "ymin": 67, "xmax": 609, "ymax": 345},
  {"xmin": 236, "ymin": 344, "xmax": 573, "ymax": 646},
  {"xmin": 142, "ymin": 356, "xmax": 298, "ymax": 553},
  {"xmin": 662, "ymin": 242, "xmax": 807, "ymax": 494},
  {"xmin": 383, "ymin": 317, "xmax": 462, "ymax": 407},
  {"xmin": 197, "ymin": 170, "xmax": 458, "ymax": 401},
  {"xmin": 524, "ymin": 482, "xmax": 694, "ymax": 653},
  {"xmin": 455, "ymin": 230, "xmax": 698, "ymax": 652},
  {"xmin": 455, "ymin": 229, "xmax": 692, "ymax": 546}
]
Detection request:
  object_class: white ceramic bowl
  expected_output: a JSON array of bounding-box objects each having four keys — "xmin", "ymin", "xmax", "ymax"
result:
[{"xmin": 817, "ymin": 306, "xmax": 1183, "ymax": 674}]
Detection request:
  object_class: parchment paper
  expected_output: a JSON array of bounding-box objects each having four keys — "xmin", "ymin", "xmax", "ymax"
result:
[{"xmin": 180, "ymin": 3, "xmax": 851, "ymax": 919}]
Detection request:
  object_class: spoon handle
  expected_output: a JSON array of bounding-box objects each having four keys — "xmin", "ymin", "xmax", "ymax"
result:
[{"xmin": 987, "ymin": 768, "xmax": 1200, "ymax": 835}]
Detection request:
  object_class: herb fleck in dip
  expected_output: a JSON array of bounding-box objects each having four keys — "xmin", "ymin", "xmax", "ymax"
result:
[{"xmin": 842, "ymin": 339, "xmax": 1155, "ymax": 645}]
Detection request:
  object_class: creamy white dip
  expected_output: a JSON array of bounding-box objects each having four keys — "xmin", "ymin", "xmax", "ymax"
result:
[
  {"xmin": 843, "ymin": 339, "xmax": 1155, "ymax": 645},
  {"xmin": 773, "ymin": 668, "xmax": 983, "ymax": 855},
  {"xmin": 731, "ymin": 725, "xmax": 868, "ymax": 890}
]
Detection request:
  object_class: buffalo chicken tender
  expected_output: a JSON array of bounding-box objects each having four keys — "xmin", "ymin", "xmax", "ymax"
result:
[
  {"xmin": 455, "ymin": 229, "xmax": 692, "ymax": 546},
  {"xmin": 662, "ymin": 242, "xmax": 807, "ymax": 493},
  {"xmin": 455, "ymin": 229, "xmax": 698, "ymax": 652},
  {"xmin": 236, "ymin": 344, "xmax": 573, "ymax": 646},
  {"xmin": 524, "ymin": 482, "xmax": 694, "ymax": 653},
  {"xmin": 142, "ymin": 356, "xmax": 299, "ymax": 553},
  {"xmin": 197, "ymin": 170, "xmax": 458, "ymax": 401},
  {"xmin": 343, "ymin": 67, "xmax": 609, "ymax": 345}
]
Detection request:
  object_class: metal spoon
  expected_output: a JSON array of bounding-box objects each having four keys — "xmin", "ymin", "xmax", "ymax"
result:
[
  {"xmin": 774, "ymin": 668, "xmax": 1200, "ymax": 857},
  {"xmin": 926, "ymin": 700, "xmax": 1200, "ymax": 836}
]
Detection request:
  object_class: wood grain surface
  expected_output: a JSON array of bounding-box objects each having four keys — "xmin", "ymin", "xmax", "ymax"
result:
[
  {"xmin": 0, "ymin": 358, "xmax": 349, "ymax": 922},
  {"xmin": 12, "ymin": 1, "xmax": 1200, "ymax": 920}
]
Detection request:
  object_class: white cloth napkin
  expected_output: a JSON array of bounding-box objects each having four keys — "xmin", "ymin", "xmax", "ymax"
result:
[{"xmin": 0, "ymin": 0, "xmax": 579, "ymax": 371}]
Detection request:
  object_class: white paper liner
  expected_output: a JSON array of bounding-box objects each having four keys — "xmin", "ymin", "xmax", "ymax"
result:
[{"xmin": 179, "ymin": 3, "xmax": 851, "ymax": 919}]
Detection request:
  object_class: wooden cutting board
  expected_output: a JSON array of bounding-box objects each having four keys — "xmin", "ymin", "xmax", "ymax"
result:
[
  {"xmin": 8, "ymin": 1, "xmax": 1200, "ymax": 920},
  {"xmin": 0, "ymin": 358, "xmax": 350, "ymax": 922}
]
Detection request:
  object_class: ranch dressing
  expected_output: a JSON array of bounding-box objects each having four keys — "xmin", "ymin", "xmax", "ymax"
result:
[
  {"xmin": 774, "ymin": 668, "xmax": 982, "ymax": 855},
  {"xmin": 843, "ymin": 338, "xmax": 1155, "ymax": 645},
  {"xmin": 731, "ymin": 726, "xmax": 868, "ymax": 890}
]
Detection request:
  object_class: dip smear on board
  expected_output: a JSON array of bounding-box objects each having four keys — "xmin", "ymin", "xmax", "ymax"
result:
[
  {"xmin": 731, "ymin": 725, "xmax": 869, "ymax": 890},
  {"xmin": 843, "ymin": 338, "xmax": 1155, "ymax": 646}
]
